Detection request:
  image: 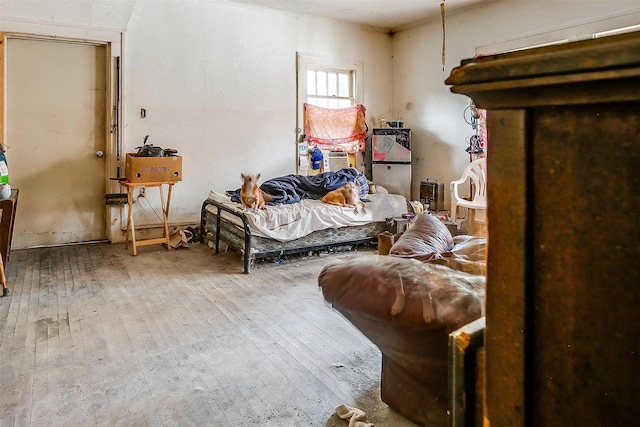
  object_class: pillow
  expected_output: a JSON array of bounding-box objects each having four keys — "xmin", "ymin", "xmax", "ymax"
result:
[
  {"xmin": 368, "ymin": 183, "xmax": 388, "ymax": 194},
  {"xmin": 389, "ymin": 213, "xmax": 454, "ymax": 260},
  {"xmin": 353, "ymin": 172, "xmax": 369, "ymax": 198}
]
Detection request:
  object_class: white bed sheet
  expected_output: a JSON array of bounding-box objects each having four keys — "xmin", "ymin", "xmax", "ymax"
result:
[{"xmin": 207, "ymin": 191, "xmax": 407, "ymax": 242}]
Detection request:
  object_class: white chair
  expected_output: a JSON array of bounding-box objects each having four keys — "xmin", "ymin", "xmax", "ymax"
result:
[{"xmin": 450, "ymin": 158, "xmax": 487, "ymax": 225}]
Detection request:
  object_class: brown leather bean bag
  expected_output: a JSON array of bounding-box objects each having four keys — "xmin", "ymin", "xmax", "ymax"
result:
[{"xmin": 319, "ymin": 254, "xmax": 485, "ymax": 426}]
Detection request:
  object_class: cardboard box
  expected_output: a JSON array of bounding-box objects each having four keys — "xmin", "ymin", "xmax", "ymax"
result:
[{"xmin": 125, "ymin": 153, "xmax": 182, "ymax": 183}]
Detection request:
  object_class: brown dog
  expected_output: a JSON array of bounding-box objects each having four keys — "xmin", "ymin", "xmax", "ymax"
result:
[
  {"xmin": 321, "ymin": 182, "xmax": 366, "ymax": 214},
  {"xmin": 240, "ymin": 173, "xmax": 266, "ymax": 211}
]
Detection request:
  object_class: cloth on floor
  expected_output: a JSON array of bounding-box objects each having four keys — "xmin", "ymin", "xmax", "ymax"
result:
[
  {"xmin": 335, "ymin": 404, "xmax": 375, "ymax": 427},
  {"xmin": 165, "ymin": 227, "xmax": 192, "ymax": 249},
  {"xmin": 303, "ymin": 103, "xmax": 367, "ymax": 152}
]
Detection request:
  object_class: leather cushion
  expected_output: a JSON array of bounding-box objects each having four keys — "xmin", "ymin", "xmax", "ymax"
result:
[{"xmin": 389, "ymin": 213, "xmax": 454, "ymax": 261}]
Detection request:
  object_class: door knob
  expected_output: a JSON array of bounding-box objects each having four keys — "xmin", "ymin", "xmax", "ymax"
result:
[{"xmin": 96, "ymin": 150, "xmax": 104, "ymax": 157}]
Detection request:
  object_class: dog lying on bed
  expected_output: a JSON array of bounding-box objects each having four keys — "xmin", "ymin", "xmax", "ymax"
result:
[
  {"xmin": 321, "ymin": 182, "xmax": 366, "ymax": 214},
  {"xmin": 240, "ymin": 173, "xmax": 267, "ymax": 211}
]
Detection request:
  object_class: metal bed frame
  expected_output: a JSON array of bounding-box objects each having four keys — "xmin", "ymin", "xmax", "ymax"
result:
[{"xmin": 200, "ymin": 198, "xmax": 396, "ymax": 273}]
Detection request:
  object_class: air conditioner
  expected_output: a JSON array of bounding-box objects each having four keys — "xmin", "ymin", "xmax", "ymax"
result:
[{"xmin": 326, "ymin": 152, "xmax": 349, "ymax": 172}]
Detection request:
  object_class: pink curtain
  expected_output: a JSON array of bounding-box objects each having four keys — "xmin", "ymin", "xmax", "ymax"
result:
[{"xmin": 303, "ymin": 103, "xmax": 366, "ymax": 153}]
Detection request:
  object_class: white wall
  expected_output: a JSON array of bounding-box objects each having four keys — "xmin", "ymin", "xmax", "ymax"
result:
[
  {"xmin": 2, "ymin": 0, "xmax": 639, "ymax": 239},
  {"xmin": 1, "ymin": 0, "xmax": 392, "ymax": 240},
  {"xmin": 392, "ymin": 0, "xmax": 640, "ymax": 204}
]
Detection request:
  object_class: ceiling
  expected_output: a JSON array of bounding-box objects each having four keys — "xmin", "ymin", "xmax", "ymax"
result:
[{"xmin": 222, "ymin": 0, "xmax": 483, "ymax": 31}]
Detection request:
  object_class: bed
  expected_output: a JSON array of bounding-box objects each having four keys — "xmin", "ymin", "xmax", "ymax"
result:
[{"xmin": 200, "ymin": 169, "xmax": 411, "ymax": 273}]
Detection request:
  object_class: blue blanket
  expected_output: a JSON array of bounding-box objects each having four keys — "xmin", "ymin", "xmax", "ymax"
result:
[{"xmin": 228, "ymin": 168, "xmax": 368, "ymax": 205}]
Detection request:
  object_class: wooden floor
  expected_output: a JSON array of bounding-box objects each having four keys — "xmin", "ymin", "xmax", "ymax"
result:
[{"xmin": 0, "ymin": 242, "xmax": 419, "ymax": 427}]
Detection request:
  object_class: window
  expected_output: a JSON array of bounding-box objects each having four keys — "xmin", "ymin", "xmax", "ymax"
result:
[
  {"xmin": 296, "ymin": 53, "xmax": 363, "ymax": 134},
  {"xmin": 593, "ymin": 24, "xmax": 640, "ymax": 38},
  {"xmin": 306, "ymin": 68, "xmax": 354, "ymax": 108},
  {"xmin": 475, "ymin": 21, "xmax": 640, "ymax": 55},
  {"xmin": 296, "ymin": 54, "xmax": 364, "ymax": 174},
  {"xmin": 472, "ymin": 18, "xmax": 640, "ymax": 160}
]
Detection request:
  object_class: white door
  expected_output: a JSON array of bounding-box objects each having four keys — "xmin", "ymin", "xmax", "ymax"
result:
[{"xmin": 6, "ymin": 38, "xmax": 107, "ymax": 247}]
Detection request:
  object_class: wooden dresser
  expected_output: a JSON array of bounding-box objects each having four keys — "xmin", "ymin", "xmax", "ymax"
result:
[{"xmin": 446, "ymin": 32, "xmax": 640, "ymax": 426}]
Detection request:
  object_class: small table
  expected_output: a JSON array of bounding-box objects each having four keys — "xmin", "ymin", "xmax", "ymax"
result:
[
  {"xmin": 120, "ymin": 180, "xmax": 176, "ymax": 256},
  {"xmin": 388, "ymin": 216, "xmax": 411, "ymax": 234}
]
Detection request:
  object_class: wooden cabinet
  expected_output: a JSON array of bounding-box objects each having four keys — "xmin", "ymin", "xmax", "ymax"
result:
[
  {"xmin": 446, "ymin": 32, "xmax": 640, "ymax": 426},
  {"xmin": 1, "ymin": 188, "xmax": 18, "ymax": 296},
  {"xmin": 0, "ymin": 189, "xmax": 18, "ymax": 265}
]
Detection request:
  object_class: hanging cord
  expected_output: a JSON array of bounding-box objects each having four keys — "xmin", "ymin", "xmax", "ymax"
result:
[
  {"xmin": 137, "ymin": 192, "xmax": 165, "ymax": 224},
  {"xmin": 441, "ymin": 1, "xmax": 446, "ymax": 71}
]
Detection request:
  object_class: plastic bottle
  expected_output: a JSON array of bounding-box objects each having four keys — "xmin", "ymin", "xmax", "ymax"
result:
[{"xmin": 0, "ymin": 152, "xmax": 9, "ymax": 199}]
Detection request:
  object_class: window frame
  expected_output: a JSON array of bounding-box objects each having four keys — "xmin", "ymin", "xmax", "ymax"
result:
[
  {"xmin": 474, "ymin": 16, "xmax": 640, "ymax": 55},
  {"xmin": 296, "ymin": 53, "xmax": 363, "ymax": 142},
  {"xmin": 306, "ymin": 67, "xmax": 355, "ymax": 108}
]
